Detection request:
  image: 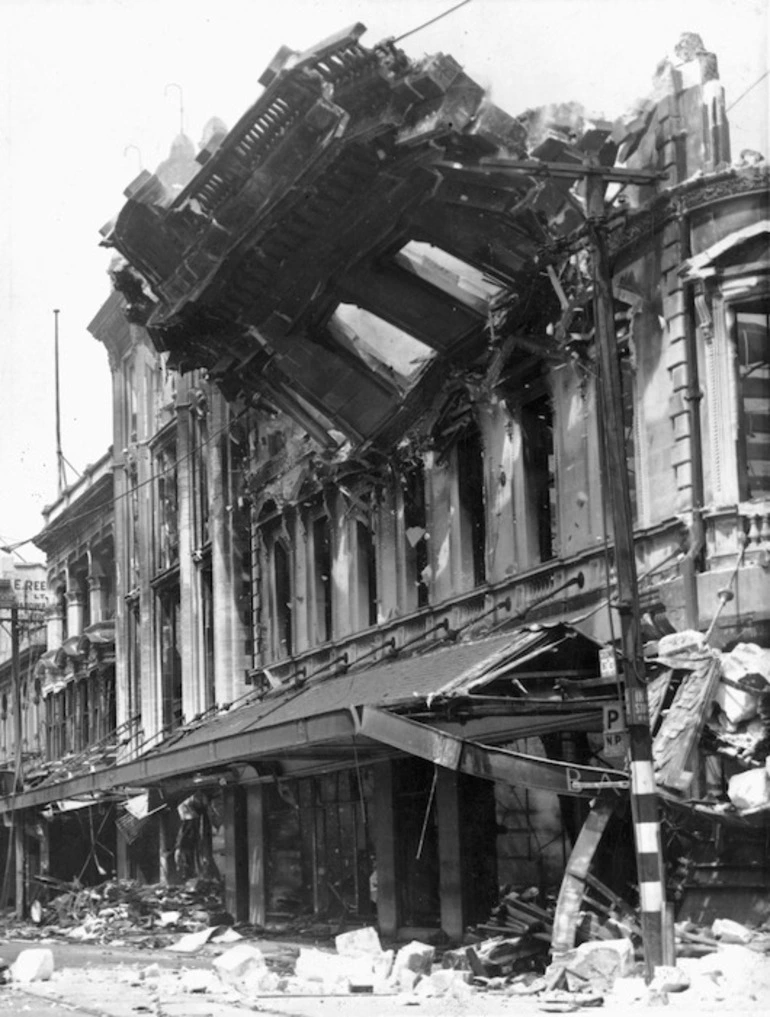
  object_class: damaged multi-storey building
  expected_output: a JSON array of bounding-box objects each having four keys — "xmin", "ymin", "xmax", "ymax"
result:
[{"xmin": 1, "ymin": 24, "xmax": 768, "ymax": 944}]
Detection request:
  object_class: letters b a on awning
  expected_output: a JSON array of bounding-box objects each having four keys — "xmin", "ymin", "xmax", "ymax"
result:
[{"xmin": 356, "ymin": 705, "xmax": 629, "ymax": 799}]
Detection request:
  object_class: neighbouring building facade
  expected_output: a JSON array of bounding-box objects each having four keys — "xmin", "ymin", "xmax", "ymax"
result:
[{"xmin": 1, "ymin": 26, "xmax": 768, "ymax": 938}]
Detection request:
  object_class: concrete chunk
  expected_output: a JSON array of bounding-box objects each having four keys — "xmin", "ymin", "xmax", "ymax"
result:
[
  {"xmin": 712, "ymin": 918, "xmax": 754, "ymax": 944},
  {"xmin": 335, "ymin": 926, "xmax": 382, "ymax": 957},
  {"xmin": 213, "ymin": 943, "xmax": 266, "ymax": 988},
  {"xmin": 650, "ymin": 965, "xmax": 691, "ymax": 993},
  {"xmin": 548, "ymin": 938, "xmax": 635, "ymax": 990},
  {"xmin": 10, "ymin": 948, "xmax": 54, "ymax": 983},
  {"xmin": 727, "ymin": 768, "xmax": 770, "ymax": 810},
  {"xmin": 393, "ymin": 940, "xmax": 435, "ymax": 976}
]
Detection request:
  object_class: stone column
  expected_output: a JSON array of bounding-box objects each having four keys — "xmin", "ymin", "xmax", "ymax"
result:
[
  {"xmin": 436, "ymin": 769, "xmax": 465, "ymax": 942},
  {"xmin": 66, "ymin": 582, "xmax": 85, "ymax": 638},
  {"xmin": 246, "ymin": 784, "xmax": 266, "ymax": 926},
  {"xmin": 372, "ymin": 761, "xmax": 398, "ymax": 938},
  {"xmin": 222, "ymin": 785, "xmax": 249, "ymax": 922}
]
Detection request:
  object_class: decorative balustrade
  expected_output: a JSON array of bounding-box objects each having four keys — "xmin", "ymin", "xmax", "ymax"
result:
[{"xmin": 740, "ymin": 501, "xmax": 770, "ymax": 558}]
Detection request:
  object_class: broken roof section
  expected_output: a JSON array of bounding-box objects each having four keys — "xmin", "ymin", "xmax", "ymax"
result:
[{"xmin": 102, "ymin": 23, "xmax": 580, "ymax": 448}]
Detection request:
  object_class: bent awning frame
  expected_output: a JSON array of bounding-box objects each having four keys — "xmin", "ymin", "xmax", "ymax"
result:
[{"xmin": 356, "ymin": 706, "xmax": 629, "ymax": 798}]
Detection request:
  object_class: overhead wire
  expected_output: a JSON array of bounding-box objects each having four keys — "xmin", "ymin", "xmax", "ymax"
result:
[
  {"xmin": 1, "ymin": 404, "xmax": 250, "ymax": 555},
  {"xmin": 393, "ymin": 0, "xmax": 473, "ymax": 44}
]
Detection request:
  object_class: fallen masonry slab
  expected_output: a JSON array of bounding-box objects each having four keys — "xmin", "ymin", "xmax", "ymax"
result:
[{"xmin": 10, "ymin": 948, "xmax": 54, "ymax": 983}]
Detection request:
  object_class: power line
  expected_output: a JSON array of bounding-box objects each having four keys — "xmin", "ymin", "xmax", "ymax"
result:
[
  {"xmin": 394, "ymin": 0, "xmax": 473, "ymax": 44},
  {"xmin": 2, "ymin": 406, "xmax": 249, "ymax": 554},
  {"xmin": 726, "ymin": 68, "xmax": 769, "ymax": 113}
]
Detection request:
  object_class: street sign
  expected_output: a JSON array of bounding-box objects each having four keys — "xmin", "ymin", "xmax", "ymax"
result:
[
  {"xmin": 599, "ymin": 646, "xmax": 618, "ymax": 679},
  {"xmin": 603, "ymin": 701, "xmax": 628, "ymax": 757}
]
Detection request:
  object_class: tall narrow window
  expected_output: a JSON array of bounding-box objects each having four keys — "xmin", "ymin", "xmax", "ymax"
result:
[
  {"xmin": 734, "ymin": 301, "xmax": 770, "ymax": 500},
  {"xmin": 456, "ymin": 424, "xmax": 487, "ymax": 586},
  {"xmin": 403, "ymin": 463, "xmax": 429, "ymax": 609},
  {"xmin": 127, "ymin": 598, "xmax": 142, "ymax": 721},
  {"xmin": 191, "ymin": 405, "xmax": 210, "ymax": 547},
  {"xmin": 312, "ymin": 516, "xmax": 333, "ymax": 644},
  {"xmin": 355, "ymin": 520, "xmax": 378, "ymax": 628},
  {"xmin": 155, "ymin": 442, "xmax": 179, "ymax": 572},
  {"xmin": 201, "ymin": 565, "xmax": 215, "ymax": 708},
  {"xmin": 273, "ymin": 542, "xmax": 293, "ymax": 657},
  {"xmin": 157, "ymin": 584, "xmax": 182, "ymax": 733},
  {"xmin": 520, "ymin": 395, "xmax": 556, "ymax": 563}
]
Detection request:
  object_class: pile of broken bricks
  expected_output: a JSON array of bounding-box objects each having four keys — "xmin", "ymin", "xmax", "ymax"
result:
[
  {"xmin": 4, "ymin": 916, "xmax": 770, "ymax": 1010},
  {"xmin": 12, "ymin": 876, "xmax": 231, "ymax": 947}
]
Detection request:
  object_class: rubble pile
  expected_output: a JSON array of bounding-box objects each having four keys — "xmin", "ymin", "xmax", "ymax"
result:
[
  {"xmin": 654, "ymin": 636, "xmax": 770, "ymax": 810},
  {"xmin": 14, "ymin": 876, "xmax": 228, "ymax": 946}
]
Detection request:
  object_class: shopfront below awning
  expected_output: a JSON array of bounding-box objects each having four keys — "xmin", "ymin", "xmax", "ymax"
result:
[{"xmin": 4, "ymin": 623, "xmax": 625, "ymax": 812}]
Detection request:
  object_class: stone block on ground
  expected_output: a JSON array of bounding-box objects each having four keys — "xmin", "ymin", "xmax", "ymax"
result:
[
  {"xmin": 393, "ymin": 940, "xmax": 435, "ymax": 976},
  {"xmin": 294, "ymin": 948, "xmax": 350, "ymax": 992},
  {"xmin": 712, "ymin": 918, "xmax": 755, "ymax": 944},
  {"xmin": 650, "ymin": 965, "xmax": 691, "ymax": 992},
  {"xmin": 11, "ymin": 948, "xmax": 55, "ymax": 983},
  {"xmin": 180, "ymin": 968, "xmax": 220, "ymax": 994},
  {"xmin": 547, "ymin": 937, "xmax": 635, "ymax": 990},
  {"xmin": 213, "ymin": 943, "xmax": 267, "ymax": 988},
  {"xmin": 414, "ymin": 968, "xmax": 472, "ymax": 999},
  {"xmin": 335, "ymin": 925, "xmax": 382, "ymax": 956}
]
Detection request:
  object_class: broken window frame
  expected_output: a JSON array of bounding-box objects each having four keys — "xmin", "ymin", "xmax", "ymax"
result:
[
  {"xmin": 353, "ymin": 514, "xmax": 379, "ymax": 630},
  {"xmin": 259, "ymin": 514, "xmax": 295, "ymax": 661},
  {"xmin": 454, "ymin": 418, "xmax": 488, "ymax": 589},
  {"xmin": 155, "ymin": 579, "xmax": 183, "ymax": 734},
  {"xmin": 189, "ymin": 394, "xmax": 210, "ymax": 550},
  {"xmin": 309, "ymin": 509, "xmax": 334, "ymax": 647},
  {"xmin": 153, "ymin": 434, "xmax": 180, "ymax": 575},
  {"xmin": 730, "ymin": 296, "xmax": 770, "ymax": 502},
  {"xmin": 401, "ymin": 460, "xmax": 430, "ymax": 611},
  {"xmin": 517, "ymin": 388, "xmax": 558, "ymax": 567}
]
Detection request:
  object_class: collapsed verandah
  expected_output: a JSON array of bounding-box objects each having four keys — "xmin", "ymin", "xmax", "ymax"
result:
[{"xmin": 1, "ymin": 621, "xmax": 637, "ymax": 939}]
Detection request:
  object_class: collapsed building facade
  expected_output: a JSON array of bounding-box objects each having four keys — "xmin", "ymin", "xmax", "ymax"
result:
[{"xmin": 1, "ymin": 25, "xmax": 768, "ymax": 939}]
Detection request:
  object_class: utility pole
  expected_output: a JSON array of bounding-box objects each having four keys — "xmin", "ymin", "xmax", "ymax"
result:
[
  {"xmin": 54, "ymin": 308, "xmax": 66, "ymax": 497},
  {"xmin": 585, "ymin": 156, "xmax": 666, "ymax": 976},
  {"xmin": 10, "ymin": 604, "xmax": 25, "ymax": 918}
]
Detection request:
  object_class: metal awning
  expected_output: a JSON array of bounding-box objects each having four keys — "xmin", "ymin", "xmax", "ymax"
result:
[{"xmin": 2, "ymin": 623, "xmax": 613, "ymax": 813}]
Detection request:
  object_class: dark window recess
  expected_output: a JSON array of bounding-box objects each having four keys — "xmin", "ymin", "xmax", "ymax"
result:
[
  {"xmin": 156, "ymin": 445, "xmax": 179, "ymax": 570},
  {"xmin": 201, "ymin": 566, "xmax": 215, "ymax": 708},
  {"xmin": 128, "ymin": 600, "xmax": 142, "ymax": 718},
  {"xmin": 158, "ymin": 585, "xmax": 182, "ymax": 733},
  {"xmin": 394, "ymin": 758, "xmax": 441, "ymax": 926},
  {"xmin": 313, "ymin": 516, "xmax": 333, "ymax": 644},
  {"xmin": 273, "ymin": 542, "xmax": 293, "ymax": 657},
  {"xmin": 734, "ymin": 302, "xmax": 770, "ymax": 500},
  {"xmin": 356, "ymin": 520, "xmax": 378, "ymax": 627},
  {"xmin": 521, "ymin": 395, "xmax": 555, "ymax": 563},
  {"xmin": 58, "ymin": 587, "xmax": 68, "ymax": 641},
  {"xmin": 403, "ymin": 464, "xmax": 429, "ymax": 608},
  {"xmin": 456, "ymin": 424, "xmax": 487, "ymax": 586}
]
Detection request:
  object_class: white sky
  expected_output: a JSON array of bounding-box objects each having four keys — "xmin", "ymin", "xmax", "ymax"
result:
[{"xmin": 0, "ymin": 0, "xmax": 767, "ymax": 560}]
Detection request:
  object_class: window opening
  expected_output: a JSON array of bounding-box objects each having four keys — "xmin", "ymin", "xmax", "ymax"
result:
[
  {"xmin": 312, "ymin": 516, "xmax": 333, "ymax": 644},
  {"xmin": 273, "ymin": 541, "xmax": 293, "ymax": 657},
  {"xmin": 734, "ymin": 302, "xmax": 770, "ymax": 500},
  {"xmin": 356, "ymin": 520, "xmax": 378, "ymax": 627},
  {"xmin": 201, "ymin": 565, "xmax": 215, "ymax": 708},
  {"xmin": 520, "ymin": 395, "xmax": 556, "ymax": 563},
  {"xmin": 403, "ymin": 463, "xmax": 429, "ymax": 608},
  {"xmin": 157, "ymin": 585, "xmax": 182, "ymax": 733},
  {"xmin": 155, "ymin": 442, "xmax": 179, "ymax": 571},
  {"xmin": 456, "ymin": 423, "xmax": 487, "ymax": 586}
]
